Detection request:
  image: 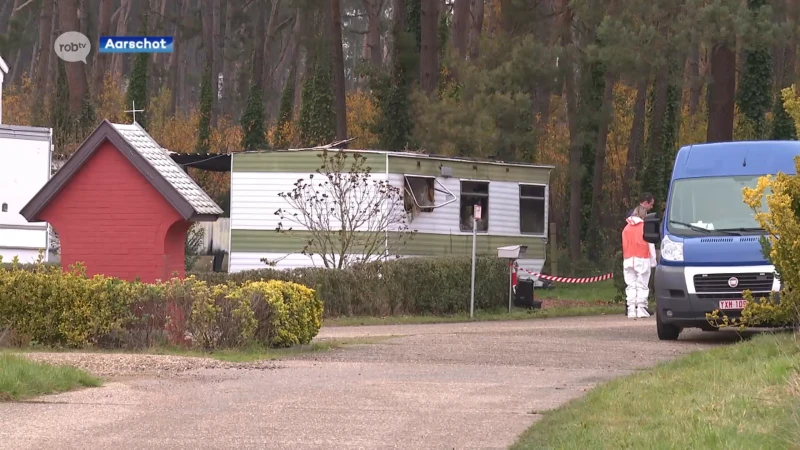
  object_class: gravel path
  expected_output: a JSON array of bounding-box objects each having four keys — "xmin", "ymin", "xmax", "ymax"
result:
[{"xmin": 1, "ymin": 315, "xmax": 748, "ymax": 449}]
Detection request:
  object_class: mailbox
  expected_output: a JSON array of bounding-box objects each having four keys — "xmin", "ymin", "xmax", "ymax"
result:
[{"xmin": 497, "ymin": 245, "xmax": 528, "ymax": 259}]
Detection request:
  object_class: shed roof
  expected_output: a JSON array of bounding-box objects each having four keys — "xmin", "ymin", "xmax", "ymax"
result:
[{"xmin": 20, "ymin": 120, "xmax": 222, "ymax": 223}]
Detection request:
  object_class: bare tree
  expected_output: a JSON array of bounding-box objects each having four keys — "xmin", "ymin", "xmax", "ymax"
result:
[
  {"xmin": 707, "ymin": 43, "xmax": 736, "ymax": 143},
  {"xmin": 35, "ymin": 0, "xmax": 55, "ymax": 102},
  {"xmin": 93, "ymin": 0, "xmax": 112, "ymax": 97},
  {"xmin": 468, "ymin": 0, "xmax": 484, "ymax": 59},
  {"xmin": 211, "ymin": 0, "xmax": 221, "ymax": 124},
  {"xmin": 220, "ymin": 0, "xmax": 235, "ymax": 115},
  {"xmin": 57, "ymin": 0, "xmax": 89, "ymax": 114},
  {"xmin": 362, "ymin": 0, "xmax": 383, "ymax": 67},
  {"xmin": 276, "ymin": 151, "xmax": 415, "ymax": 269},
  {"xmin": 686, "ymin": 44, "xmax": 701, "ymax": 116},
  {"xmin": 622, "ymin": 75, "xmax": 648, "ymax": 206},
  {"xmin": 452, "ymin": 0, "xmax": 470, "ymax": 59},
  {"xmin": 111, "ymin": 0, "xmax": 132, "ymax": 78},
  {"xmin": 419, "ymin": 0, "xmax": 440, "ymax": 95},
  {"xmin": 331, "ymin": 0, "xmax": 348, "ymax": 141}
]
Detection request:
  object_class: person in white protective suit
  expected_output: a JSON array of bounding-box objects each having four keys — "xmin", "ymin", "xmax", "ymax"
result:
[{"xmin": 621, "ymin": 206, "xmax": 658, "ymax": 318}]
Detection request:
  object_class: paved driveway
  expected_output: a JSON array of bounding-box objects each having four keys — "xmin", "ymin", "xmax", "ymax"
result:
[{"xmin": 0, "ymin": 316, "xmax": 746, "ymax": 450}]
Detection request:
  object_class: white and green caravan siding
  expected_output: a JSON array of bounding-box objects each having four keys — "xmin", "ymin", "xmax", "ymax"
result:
[{"xmin": 229, "ymin": 150, "xmax": 553, "ymax": 277}]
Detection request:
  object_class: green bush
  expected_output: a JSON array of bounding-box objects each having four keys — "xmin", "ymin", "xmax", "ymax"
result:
[
  {"xmin": 0, "ymin": 259, "xmax": 322, "ymax": 350},
  {"xmin": 709, "ymin": 158, "xmax": 800, "ymax": 328},
  {"xmin": 189, "ymin": 256, "xmax": 510, "ymax": 317}
]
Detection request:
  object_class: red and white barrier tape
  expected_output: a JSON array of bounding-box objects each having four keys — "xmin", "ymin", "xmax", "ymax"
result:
[{"xmin": 519, "ymin": 268, "xmax": 613, "ymax": 284}]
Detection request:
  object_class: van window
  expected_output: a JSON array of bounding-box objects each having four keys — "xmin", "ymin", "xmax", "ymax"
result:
[{"xmin": 666, "ymin": 175, "xmax": 768, "ymax": 236}]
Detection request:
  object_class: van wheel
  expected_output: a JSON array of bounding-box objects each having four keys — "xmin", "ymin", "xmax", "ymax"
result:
[{"xmin": 657, "ymin": 310, "xmax": 681, "ymax": 341}]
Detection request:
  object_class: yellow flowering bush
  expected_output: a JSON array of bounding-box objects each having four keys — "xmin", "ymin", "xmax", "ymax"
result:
[
  {"xmin": 228, "ymin": 280, "xmax": 323, "ymax": 348},
  {"xmin": 0, "ymin": 258, "xmax": 321, "ymax": 349},
  {"xmin": 708, "ymin": 156, "xmax": 800, "ymax": 328}
]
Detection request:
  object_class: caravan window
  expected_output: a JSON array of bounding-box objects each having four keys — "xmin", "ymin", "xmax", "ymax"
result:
[
  {"xmin": 520, "ymin": 184, "xmax": 546, "ymax": 234},
  {"xmin": 460, "ymin": 181, "xmax": 489, "ymax": 232},
  {"xmin": 404, "ymin": 176, "xmax": 436, "ymax": 213}
]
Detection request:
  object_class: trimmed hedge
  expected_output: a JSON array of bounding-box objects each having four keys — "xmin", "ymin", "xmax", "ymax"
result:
[
  {"xmin": 0, "ymin": 261, "xmax": 322, "ymax": 349},
  {"xmin": 189, "ymin": 256, "xmax": 510, "ymax": 317}
]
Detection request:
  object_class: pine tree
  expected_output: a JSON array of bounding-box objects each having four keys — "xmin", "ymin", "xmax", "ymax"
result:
[
  {"xmin": 240, "ymin": 81, "xmax": 268, "ymax": 151},
  {"xmin": 370, "ymin": 1, "xmax": 418, "ymax": 151},
  {"xmin": 736, "ymin": 0, "xmax": 772, "ymax": 139},
  {"xmin": 298, "ymin": 19, "xmax": 336, "ymax": 148},
  {"xmin": 126, "ymin": 5, "xmax": 149, "ymax": 129},
  {"xmin": 642, "ymin": 59, "xmax": 682, "ymax": 208},
  {"xmin": 196, "ymin": 67, "xmax": 213, "ymax": 154},
  {"xmin": 770, "ymin": 93, "xmax": 798, "ymax": 140},
  {"xmin": 578, "ymin": 60, "xmax": 605, "ymax": 246},
  {"xmin": 298, "ymin": 56, "xmax": 336, "ymax": 147},
  {"xmin": 272, "ymin": 68, "xmax": 296, "ymax": 149}
]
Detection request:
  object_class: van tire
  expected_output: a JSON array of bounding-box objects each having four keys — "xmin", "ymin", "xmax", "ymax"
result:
[{"xmin": 656, "ymin": 311, "xmax": 681, "ymax": 341}]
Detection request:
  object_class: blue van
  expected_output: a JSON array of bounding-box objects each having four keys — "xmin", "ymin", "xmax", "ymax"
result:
[{"xmin": 643, "ymin": 141, "xmax": 800, "ymax": 340}]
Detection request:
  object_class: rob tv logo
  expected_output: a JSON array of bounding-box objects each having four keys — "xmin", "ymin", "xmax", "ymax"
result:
[{"xmin": 54, "ymin": 31, "xmax": 91, "ymax": 63}]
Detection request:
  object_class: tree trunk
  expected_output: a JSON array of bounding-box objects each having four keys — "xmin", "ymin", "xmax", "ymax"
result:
[
  {"xmin": 687, "ymin": 44, "xmax": 702, "ymax": 115},
  {"xmin": 4, "ymin": 0, "xmax": 22, "ymax": 36},
  {"xmin": 363, "ymin": 0, "xmax": 382, "ymax": 66},
  {"xmin": 330, "ymin": 0, "xmax": 348, "ymax": 142},
  {"xmin": 35, "ymin": 0, "xmax": 54, "ymax": 100},
  {"xmin": 0, "ymin": 1, "xmax": 12, "ymax": 36},
  {"xmin": 270, "ymin": 8, "xmax": 302, "ymax": 115},
  {"xmin": 221, "ymin": 0, "xmax": 234, "ymax": 115},
  {"xmin": 589, "ymin": 73, "xmax": 616, "ymax": 232},
  {"xmin": 93, "ymin": 0, "xmax": 112, "ymax": 98},
  {"xmin": 200, "ymin": 0, "xmax": 217, "ymax": 126},
  {"xmin": 111, "ymin": 0, "xmax": 131, "ymax": 78},
  {"xmin": 469, "ymin": 0, "xmax": 484, "ymax": 59},
  {"xmin": 211, "ymin": 0, "xmax": 221, "ymax": 124},
  {"xmin": 252, "ymin": 0, "xmax": 267, "ymax": 89},
  {"xmin": 46, "ymin": 3, "xmax": 59, "ymax": 98},
  {"xmin": 561, "ymin": 0, "xmax": 582, "ymax": 262},
  {"xmin": 785, "ymin": 39, "xmax": 797, "ymax": 87},
  {"xmin": 169, "ymin": 0, "xmax": 187, "ymax": 114},
  {"xmin": 649, "ymin": 71, "xmax": 669, "ymax": 158},
  {"xmin": 57, "ymin": 0, "xmax": 90, "ymax": 114},
  {"xmin": 452, "ymin": 0, "xmax": 470, "ymax": 59},
  {"xmin": 79, "ymin": 0, "xmax": 90, "ymax": 38},
  {"xmin": 707, "ymin": 43, "xmax": 736, "ymax": 143},
  {"xmin": 293, "ymin": 15, "xmax": 306, "ymax": 118},
  {"xmin": 259, "ymin": 0, "xmax": 284, "ymax": 107},
  {"xmin": 419, "ymin": 0, "xmax": 440, "ymax": 95},
  {"xmin": 622, "ymin": 76, "xmax": 649, "ymax": 205}
]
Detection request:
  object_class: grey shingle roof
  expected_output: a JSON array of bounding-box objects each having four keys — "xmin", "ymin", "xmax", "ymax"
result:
[{"xmin": 112, "ymin": 123, "xmax": 223, "ymax": 216}]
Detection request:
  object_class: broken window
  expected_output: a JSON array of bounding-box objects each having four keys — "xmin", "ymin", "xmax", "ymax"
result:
[
  {"xmin": 403, "ymin": 175, "xmax": 456, "ymax": 216},
  {"xmin": 520, "ymin": 184, "xmax": 546, "ymax": 234},
  {"xmin": 460, "ymin": 181, "xmax": 489, "ymax": 232}
]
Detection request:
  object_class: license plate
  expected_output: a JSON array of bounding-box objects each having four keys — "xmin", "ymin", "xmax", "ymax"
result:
[{"xmin": 719, "ymin": 300, "xmax": 747, "ymax": 310}]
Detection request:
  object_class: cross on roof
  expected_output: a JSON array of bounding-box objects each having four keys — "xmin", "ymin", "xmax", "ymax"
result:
[{"xmin": 124, "ymin": 100, "xmax": 144, "ymax": 124}]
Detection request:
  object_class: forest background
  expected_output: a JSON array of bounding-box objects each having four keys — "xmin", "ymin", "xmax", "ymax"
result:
[{"xmin": 2, "ymin": 0, "xmax": 799, "ymax": 275}]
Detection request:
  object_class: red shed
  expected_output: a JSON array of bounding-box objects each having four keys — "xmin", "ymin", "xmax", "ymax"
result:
[{"xmin": 19, "ymin": 120, "xmax": 222, "ymax": 283}]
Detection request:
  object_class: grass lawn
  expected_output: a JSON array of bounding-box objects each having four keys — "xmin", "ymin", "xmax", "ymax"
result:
[
  {"xmin": 325, "ymin": 279, "xmax": 621, "ymax": 327},
  {"xmin": 511, "ymin": 332, "xmax": 800, "ymax": 450},
  {"xmin": 0, "ymin": 353, "xmax": 101, "ymax": 401},
  {"xmin": 536, "ymin": 279, "xmax": 617, "ymax": 302}
]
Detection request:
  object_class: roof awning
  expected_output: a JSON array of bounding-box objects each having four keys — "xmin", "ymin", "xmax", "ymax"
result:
[{"xmin": 168, "ymin": 152, "xmax": 232, "ymax": 172}]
